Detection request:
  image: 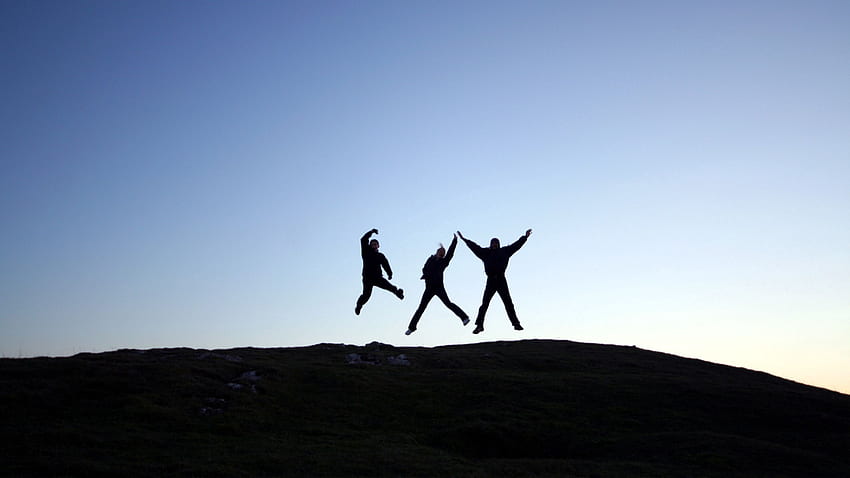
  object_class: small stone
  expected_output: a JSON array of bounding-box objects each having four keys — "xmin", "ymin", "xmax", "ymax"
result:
[
  {"xmin": 387, "ymin": 354, "xmax": 410, "ymax": 366},
  {"xmin": 199, "ymin": 407, "xmax": 223, "ymax": 416}
]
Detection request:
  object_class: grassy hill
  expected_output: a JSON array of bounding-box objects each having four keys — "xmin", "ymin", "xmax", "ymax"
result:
[{"xmin": 1, "ymin": 339, "xmax": 848, "ymax": 477}]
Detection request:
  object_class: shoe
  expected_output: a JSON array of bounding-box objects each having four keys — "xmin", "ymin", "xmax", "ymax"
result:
[
  {"xmin": 355, "ymin": 304, "xmax": 361, "ymax": 315},
  {"xmin": 472, "ymin": 325, "xmax": 484, "ymax": 334},
  {"xmin": 513, "ymin": 324, "xmax": 524, "ymax": 331},
  {"xmin": 462, "ymin": 317, "xmax": 470, "ymax": 326},
  {"xmin": 405, "ymin": 329, "xmax": 415, "ymax": 336}
]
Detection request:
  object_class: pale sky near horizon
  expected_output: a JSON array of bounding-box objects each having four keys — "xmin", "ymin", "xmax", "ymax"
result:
[{"xmin": 2, "ymin": 1, "xmax": 848, "ymax": 395}]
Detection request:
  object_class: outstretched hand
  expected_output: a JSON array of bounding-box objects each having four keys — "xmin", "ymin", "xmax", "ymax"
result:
[
  {"xmin": 456, "ymin": 231, "xmax": 464, "ymax": 240},
  {"xmin": 525, "ymin": 229, "xmax": 532, "ymax": 238},
  {"xmin": 372, "ymin": 228, "xmax": 379, "ymax": 235}
]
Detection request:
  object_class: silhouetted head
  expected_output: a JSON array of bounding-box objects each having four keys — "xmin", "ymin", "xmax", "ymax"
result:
[
  {"xmin": 436, "ymin": 244, "xmax": 446, "ymax": 258},
  {"xmin": 490, "ymin": 238, "xmax": 500, "ymax": 249},
  {"xmin": 370, "ymin": 239, "xmax": 380, "ymax": 251}
]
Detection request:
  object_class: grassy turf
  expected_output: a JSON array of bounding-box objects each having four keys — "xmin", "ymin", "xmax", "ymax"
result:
[{"xmin": 1, "ymin": 339, "xmax": 848, "ymax": 477}]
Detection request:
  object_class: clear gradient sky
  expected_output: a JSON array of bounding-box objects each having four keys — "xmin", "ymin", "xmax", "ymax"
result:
[{"xmin": 1, "ymin": 1, "xmax": 848, "ymax": 394}]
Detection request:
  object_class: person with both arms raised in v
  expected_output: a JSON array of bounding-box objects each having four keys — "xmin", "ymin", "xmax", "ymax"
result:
[
  {"xmin": 355, "ymin": 228, "xmax": 403, "ymax": 315},
  {"xmin": 458, "ymin": 228, "xmax": 532, "ymax": 334},
  {"xmin": 405, "ymin": 234, "xmax": 470, "ymax": 335}
]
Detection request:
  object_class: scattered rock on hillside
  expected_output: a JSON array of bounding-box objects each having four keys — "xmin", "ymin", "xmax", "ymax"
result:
[
  {"xmin": 387, "ymin": 354, "xmax": 410, "ymax": 366},
  {"xmin": 199, "ymin": 397, "xmax": 227, "ymax": 416},
  {"xmin": 199, "ymin": 407, "xmax": 223, "ymax": 416},
  {"xmin": 198, "ymin": 351, "xmax": 243, "ymax": 362},
  {"xmin": 227, "ymin": 370, "xmax": 260, "ymax": 393},
  {"xmin": 346, "ymin": 353, "xmax": 379, "ymax": 365},
  {"xmin": 346, "ymin": 353, "xmax": 411, "ymax": 366}
]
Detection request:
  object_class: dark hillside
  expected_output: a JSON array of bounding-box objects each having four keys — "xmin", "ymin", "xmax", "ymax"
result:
[{"xmin": 1, "ymin": 339, "xmax": 848, "ymax": 477}]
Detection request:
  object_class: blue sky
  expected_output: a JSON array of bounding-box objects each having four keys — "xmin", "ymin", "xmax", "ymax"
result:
[{"xmin": 1, "ymin": 1, "xmax": 848, "ymax": 394}]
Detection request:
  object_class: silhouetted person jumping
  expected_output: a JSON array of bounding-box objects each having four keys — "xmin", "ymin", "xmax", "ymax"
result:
[
  {"xmin": 405, "ymin": 234, "xmax": 469, "ymax": 335},
  {"xmin": 355, "ymin": 228, "xmax": 403, "ymax": 315},
  {"xmin": 458, "ymin": 229, "xmax": 532, "ymax": 334}
]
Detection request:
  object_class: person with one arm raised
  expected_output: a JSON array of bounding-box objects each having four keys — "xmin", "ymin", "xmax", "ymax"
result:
[
  {"xmin": 405, "ymin": 233, "xmax": 469, "ymax": 335},
  {"xmin": 458, "ymin": 228, "xmax": 532, "ymax": 334},
  {"xmin": 355, "ymin": 228, "xmax": 403, "ymax": 315}
]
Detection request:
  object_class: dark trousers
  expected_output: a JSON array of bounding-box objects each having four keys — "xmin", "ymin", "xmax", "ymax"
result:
[
  {"xmin": 357, "ymin": 276, "xmax": 398, "ymax": 308},
  {"xmin": 475, "ymin": 275, "xmax": 520, "ymax": 327},
  {"xmin": 408, "ymin": 284, "xmax": 468, "ymax": 330}
]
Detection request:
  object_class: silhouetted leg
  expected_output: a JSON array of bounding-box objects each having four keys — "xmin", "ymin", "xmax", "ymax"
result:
[
  {"xmin": 356, "ymin": 279, "xmax": 374, "ymax": 314},
  {"xmin": 475, "ymin": 279, "xmax": 498, "ymax": 327},
  {"xmin": 372, "ymin": 277, "xmax": 403, "ymax": 299},
  {"xmin": 496, "ymin": 280, "xmax": 520, "ymax": 327},
  {"xmin": 435, "ymin": 287, "xmax": 468, "ymax": 321},
  {"xmin": 408, "ymin": 289, "xmax": 435, "ymax": 331}
]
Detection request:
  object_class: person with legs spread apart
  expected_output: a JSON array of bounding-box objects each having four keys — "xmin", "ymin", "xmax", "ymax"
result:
[
  {"xmin": 355, "ymin": 228, "xmax": 403, "ymax": 315},
  {"xmin": 457, "ymin": 229, "xmax": 532, "ymax": 334},
  {"xmin": 406, "ymin": 233, "xmax": 469, "ymax": 335}
]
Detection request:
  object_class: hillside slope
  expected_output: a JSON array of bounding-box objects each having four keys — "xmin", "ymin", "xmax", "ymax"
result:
[{"xmin": 2, "ymin": 339, "xmax": 848, "ymax": 477}]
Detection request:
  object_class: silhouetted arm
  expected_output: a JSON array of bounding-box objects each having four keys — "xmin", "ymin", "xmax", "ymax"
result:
[
  {"xmin": 361, "ymin": 228, "xmax": 378, "ymax": 252},
  {"xmin": 381, "ymin": 255, "xmax": 393, "ymax": 280},
  {"xmin": 457, "ymin": 231, "xmax": 484, "ymax": 259},
  {"xmin": 461, "ymin": 237, "xmax": 486, "ymax": 260},
  {"xmin": 444, "ymin": 235, "xmax": 458, "ymax": 264},
  {"xmin": 420, "ymin": 256, "xmax": 431, "ymax": 279},
  {"xmin": 503, "ymin": 234, "xmax": 528, "ymax": 256}
]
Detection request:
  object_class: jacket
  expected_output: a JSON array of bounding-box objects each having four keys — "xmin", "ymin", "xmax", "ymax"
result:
[
  {"xmin": 420, "ymin": 236, "xmax": 458, "ymax": 285},
  {"xmin": 462, "ymin": 235, "xmax": 527, "ymax": 277},
  {"xmin": 361, "ymin": 230, "xmax": 392, "ymax": 279}
]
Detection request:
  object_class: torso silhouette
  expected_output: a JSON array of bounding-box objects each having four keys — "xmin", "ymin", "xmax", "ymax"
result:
[{"xmin": 466, "ymin": 236, "xmax": 527, "ymax": 277}]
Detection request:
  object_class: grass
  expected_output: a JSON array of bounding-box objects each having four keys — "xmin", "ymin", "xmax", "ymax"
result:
[{"xmin": 1, "ymin": 339, "xmax": 848, "ymax": 477}]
